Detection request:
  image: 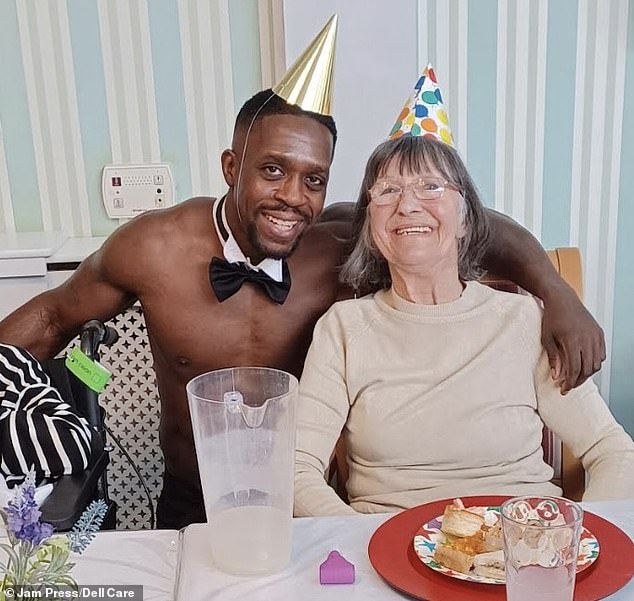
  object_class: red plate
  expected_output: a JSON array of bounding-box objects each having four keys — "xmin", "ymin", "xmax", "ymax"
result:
[{"xmin": 368, "ymin": 496, "xmax": 634, "ymax": 601}]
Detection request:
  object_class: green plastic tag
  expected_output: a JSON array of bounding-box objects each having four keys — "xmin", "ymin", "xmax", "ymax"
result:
[{"xmin": 65, "ymin": 347, "xmax": 112, "ymax": 393}]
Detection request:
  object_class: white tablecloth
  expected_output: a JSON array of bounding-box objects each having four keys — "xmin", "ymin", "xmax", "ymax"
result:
[
  {"xmin": 73, "ymin": 530, "xmax": 179, "ymax": 600},
  {"xmin": 58, "ymin": 500, "xmax": 633, "ymax": 600},
  {"xmin": 173, "ymin": 500, "xmax": 634, "ymax": 601}
]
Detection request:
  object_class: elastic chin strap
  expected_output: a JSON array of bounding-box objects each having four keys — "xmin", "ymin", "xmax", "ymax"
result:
[{"xmin": 234, "ymin": 91, "xmax": 277, "ymax": 226}]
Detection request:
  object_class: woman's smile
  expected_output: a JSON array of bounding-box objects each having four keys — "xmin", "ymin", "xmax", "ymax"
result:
[{"xmin": 393, "ymin": 224, "xmax": 435, "ymax": 236}]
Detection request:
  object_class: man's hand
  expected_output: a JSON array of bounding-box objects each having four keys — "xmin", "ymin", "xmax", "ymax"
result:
[{"xmin": 541, "ymin": 286, "xmax": 606, "ymax": 394}]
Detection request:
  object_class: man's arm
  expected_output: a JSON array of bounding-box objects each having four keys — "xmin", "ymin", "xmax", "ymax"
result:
[
  {"xmin": 0, "ymin": 226, "xmax": 139, "ymax": 360},
  {"xmin": 483, "ymin": 209, "xmax": 606, "ymax": 393}
]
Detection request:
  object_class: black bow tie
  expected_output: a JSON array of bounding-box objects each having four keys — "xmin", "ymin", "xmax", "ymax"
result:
[{"xmin": 209, "ymin": 257, "xmax": 291, "ymax": 304}]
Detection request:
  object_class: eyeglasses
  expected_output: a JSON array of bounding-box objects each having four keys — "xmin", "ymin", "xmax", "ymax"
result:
[{"xmin": 368, "ymin": 177, "xmax": 461, "ymax": 206}]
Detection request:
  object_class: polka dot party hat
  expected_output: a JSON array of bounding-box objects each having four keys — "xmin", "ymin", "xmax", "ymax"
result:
[{"xmin": 388, "ymin": 64, "xmax": 454, "ymax": 146}]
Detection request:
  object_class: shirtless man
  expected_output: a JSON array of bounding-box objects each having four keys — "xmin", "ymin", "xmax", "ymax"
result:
[{"xmin": 0, "ymin": 90, "xmax": 604, "ymax": 528}]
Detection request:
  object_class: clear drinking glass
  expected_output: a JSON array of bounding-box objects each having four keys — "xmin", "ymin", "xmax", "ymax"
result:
[
  {"xmin": 187, "ymin": 367, "xmax": 298, "ymax": 576},
  {"xmin": 501, "ymin": 496, "xmax": 584, "ymax": 601}
]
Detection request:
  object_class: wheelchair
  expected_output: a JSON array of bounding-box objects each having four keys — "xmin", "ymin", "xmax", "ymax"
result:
[{"xmin": 39, "ymin": 320, "xmax": 119, "ymax": 531}]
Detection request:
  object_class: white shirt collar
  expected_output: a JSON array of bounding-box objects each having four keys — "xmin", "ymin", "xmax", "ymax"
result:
[{"xmin": 212, "ymin": 197, "xmax": 283, "ymax": 282}]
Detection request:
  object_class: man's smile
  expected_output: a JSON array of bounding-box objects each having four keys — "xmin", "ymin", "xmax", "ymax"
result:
[
  {"xmin": 264, "ymin": 214, "xmax": 300, "ymax": 230},
  {"xmin": 258, "ymin": 210, "xmax": 308, "ymax": 242}
]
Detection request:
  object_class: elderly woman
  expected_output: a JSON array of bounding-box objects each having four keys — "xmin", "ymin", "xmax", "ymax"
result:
[{"xmin": 293, "ymin": 134, "xmax": 634, "ymax": 516}]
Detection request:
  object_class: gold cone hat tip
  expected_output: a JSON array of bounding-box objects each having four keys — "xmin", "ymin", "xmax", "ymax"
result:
[{"xmin": 273, "ymin": 14, "xmax": 337, "ymax": 116}]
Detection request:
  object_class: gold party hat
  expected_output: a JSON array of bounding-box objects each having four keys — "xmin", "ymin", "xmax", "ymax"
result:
[{"xmin": 272, "ymin": 14, "xmax": 338, "ymax": 116}]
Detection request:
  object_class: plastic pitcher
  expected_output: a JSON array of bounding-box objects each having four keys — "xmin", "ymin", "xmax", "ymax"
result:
[{"xmin": 186, "ymin": 367, "xmax": 298, "ymax": 575}]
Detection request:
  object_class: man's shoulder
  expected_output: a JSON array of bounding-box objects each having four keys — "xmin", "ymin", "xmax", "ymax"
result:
[
  {"xmin": 105, "ymin": 197, "xmax": 215, "ymax": 251},
  {"xmin": 133, "ymin": 196, "xmax": 214, "ymax": 232},
  {"xmin": 96, "ymin": 197, "xmax": 217, "ymax": 284},
  {"xmin": 292, "ymin": 211, "xmax": 351, "ymax": 268},
  {"xmin": 316, "ymin": 202, "xmax": 355, "ymax": 238},
  {"xmin": 318, "ymin": 201, "xmax": 355, "ymax": 224}
]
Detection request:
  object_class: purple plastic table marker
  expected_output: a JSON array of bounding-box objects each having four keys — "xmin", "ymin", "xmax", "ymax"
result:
[{"xmin": 319, "ymin": 550, "xmax": 355, "ymax": 584}]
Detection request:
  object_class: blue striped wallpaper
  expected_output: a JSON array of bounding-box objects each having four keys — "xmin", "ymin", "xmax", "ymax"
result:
[
  {"xmin": 0, "ymin": 0, "xmax": 42, "ymax": 232},
  {"xmin": 541, "ymin": 0, "xmax": 578, "ymax": 248},
  {"xmin": 0, "ymin": 0, "xmax": 261, "ymax": 237},
  {"xmin": 67, "ymin": 0, "xmax": 113, "ymax": 235},
  {"xmin": 147, "ymin": 0, "xmax": 193, "ymax": 203},
  {"xmin": 466, "ymin": 0, "xmax": 497, "ymax": 208},
  {"xmin": 610, "ymin": 3, "xmax": 634, "ymax": 437}
]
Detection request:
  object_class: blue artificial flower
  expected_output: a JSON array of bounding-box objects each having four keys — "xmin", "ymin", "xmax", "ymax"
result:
[
  {"xmin": 4, "ymin": 478, "xmax": 53, "ymax": 546},
  {"xmin": 68, "ymin": 500, "xmax": 108, "ymax": 554},
  {"xmin": 18, "ymin": 521, "xmax": 54, "ymax": 546},
  {"xmin": 0, "ymin": 473, "xmax": 106, "ymax": 589}
]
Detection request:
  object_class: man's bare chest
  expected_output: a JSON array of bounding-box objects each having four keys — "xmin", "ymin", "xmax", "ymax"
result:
[{"xmin": 139, "ymin": 279, "xmax": 334, "ymax": 380}]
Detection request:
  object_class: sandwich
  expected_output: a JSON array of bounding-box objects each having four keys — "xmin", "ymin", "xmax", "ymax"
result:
[
  {"xmin": 433, "ymin": 543, "xmax": 475, "ymax": 574},
  {"xmin": 431, "ymin": 499, "xmax": 505, "ymax": 578},
  {"xmin": 482, "ymin": 521, "xmax": 503, "ymax": 552},
  {"xmin": 472, "ymin": 550, "xmax": 505, "ymax": 580},
  {"xmin": 433, "ymin": 512, "xmax": 487, "ymax": 574},
  {"xmin": 440, "ymin": 503, "xmax": 485, "ymax": 538}
]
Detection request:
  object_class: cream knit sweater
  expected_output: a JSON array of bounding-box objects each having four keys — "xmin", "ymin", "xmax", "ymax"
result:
[{"xmin": 294, "ymin": 281, "xmax": 634, "ymax": 516}]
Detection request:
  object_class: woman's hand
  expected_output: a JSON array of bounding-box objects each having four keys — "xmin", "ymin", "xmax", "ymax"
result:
[{"xmin": 541, "ymin": 285, "xmax": 606, "ymax": 394}]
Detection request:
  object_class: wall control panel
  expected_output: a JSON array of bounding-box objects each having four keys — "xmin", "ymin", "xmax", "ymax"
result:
[{"xmin": 102, "ymin": 163, "xmax": 174, "ymax": 219}]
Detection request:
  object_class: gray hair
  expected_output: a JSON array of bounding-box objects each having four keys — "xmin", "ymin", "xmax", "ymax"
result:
[{"xmin": 340, "ymin": 136, "xmax": 490, "ymax": 294}]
